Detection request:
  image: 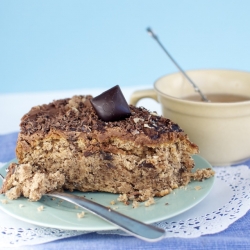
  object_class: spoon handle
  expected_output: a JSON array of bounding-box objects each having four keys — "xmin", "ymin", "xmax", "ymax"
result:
[
  {"xmin": 147, "ymin": 27, "xmax": 209, "ymax": 102},
  {"xmin": 46, "ymin": 191, "xmax": 166, "ymax": 242}
]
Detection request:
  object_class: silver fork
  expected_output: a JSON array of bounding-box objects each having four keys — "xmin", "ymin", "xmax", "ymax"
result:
[{"xmin": 0, "ymin": 173, "xmax": 166, "ymax": 242}]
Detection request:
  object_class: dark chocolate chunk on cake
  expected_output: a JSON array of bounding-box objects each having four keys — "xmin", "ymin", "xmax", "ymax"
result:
[
  {"xmin": 0, "ymin": 87, "xmax": 214, "ymax": 201},
  {"xmin": 90, "ymin": 85, "xmax": 131, "ymax": 122}
]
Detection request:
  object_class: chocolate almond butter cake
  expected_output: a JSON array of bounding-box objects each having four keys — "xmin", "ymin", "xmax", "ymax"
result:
[{"xmin": 0, "ymin": 86, "xmax": 214, "ymax": 202}]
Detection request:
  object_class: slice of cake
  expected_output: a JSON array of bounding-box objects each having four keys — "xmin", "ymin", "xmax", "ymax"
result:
[{"xmin": 0, "ymin": 86, "xmax": 214, "ymax": 202}]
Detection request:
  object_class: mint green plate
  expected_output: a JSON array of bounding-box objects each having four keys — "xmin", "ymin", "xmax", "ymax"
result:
[{"xmin": 0, "ymin": 155, "xmax": 214, "ymax": 231}]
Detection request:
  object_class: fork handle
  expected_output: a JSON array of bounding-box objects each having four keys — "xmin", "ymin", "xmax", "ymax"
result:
[{"xmin": 46, "ymin": 191, "xmax": 166, "ymax": 242}]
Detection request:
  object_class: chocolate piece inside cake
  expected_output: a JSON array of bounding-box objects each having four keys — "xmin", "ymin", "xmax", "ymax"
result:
[{"xmin": 0, "ymin": 94, "xmax": 214, "ymax": 201}]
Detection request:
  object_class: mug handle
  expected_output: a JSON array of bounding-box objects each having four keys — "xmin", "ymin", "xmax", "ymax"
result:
[{"xmin": 129, "ymin": 89, "xmax": 158, "ymax": 106}]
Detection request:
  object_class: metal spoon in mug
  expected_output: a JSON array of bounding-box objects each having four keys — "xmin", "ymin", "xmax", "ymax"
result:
[
  {"xmin": 0, "ymin": 173, "xmax": 166, "ymax": 242},
  {"xmin": 147, "ymin": 27, "xmax": 209, "ymax": 102}
]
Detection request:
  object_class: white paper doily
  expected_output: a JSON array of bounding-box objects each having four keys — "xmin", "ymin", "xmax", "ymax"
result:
[
  {"xmin": 155, "ymin": 164, "xmax": 250, "ymax": 237},
  {"xmin": 0, "ymin": 163, "xmax": 250, "ymax": 247}
]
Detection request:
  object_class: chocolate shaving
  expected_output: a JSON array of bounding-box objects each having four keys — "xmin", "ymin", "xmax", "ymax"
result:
[
  {"xmin": 139, "ymin": 161, "xmax": 155, "ymax": 168},
  {"xmin": 100, "ymin": 152, "xmax": 113, "ymax": 161},
  {"xmin": 19, "ymin": 94, "xmax": 183, "ymax": 142},
  {"xmin": 83, "ymin": 151, "xmax": 95, "ymax": 157}
]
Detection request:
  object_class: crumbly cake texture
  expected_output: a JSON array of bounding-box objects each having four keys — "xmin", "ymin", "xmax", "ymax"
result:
[{"xmin": 0, "ymin": 95, "xmax": 214, "ymax": 201}]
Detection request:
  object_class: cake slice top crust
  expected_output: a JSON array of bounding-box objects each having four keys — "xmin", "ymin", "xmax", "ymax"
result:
[{"xmin": 19, "ymin": 95, "xmax": 198, "ymax": 150}]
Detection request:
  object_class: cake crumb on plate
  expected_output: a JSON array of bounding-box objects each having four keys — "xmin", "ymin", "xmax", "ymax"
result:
[
  {"xmin": 145, "ymin": 197, "xmax": 155, "ymax": 207},
  {"xmin": 132, "ymin": 200, "xmax": 139, "ymax": 208},
  {"xmin": 110, "ymin": 200, "xmax": 116, "ymax": 205},
  {"xmin": 77, "ymin": 211, "xmax": 85, "ymax": 218},
  {"xmin": 37, "ymin": 205, "xmax": 44, "ymax": 212}
]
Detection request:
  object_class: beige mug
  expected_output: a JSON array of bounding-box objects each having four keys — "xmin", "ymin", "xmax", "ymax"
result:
[{"xmin": 130, "ymin": 69, "xmax": 250, "ymax": 166}]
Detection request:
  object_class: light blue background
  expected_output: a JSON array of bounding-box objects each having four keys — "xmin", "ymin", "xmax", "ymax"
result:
[{"xmin": 1, "ymin": 0, "xmax": 250, "ymax": 93}]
